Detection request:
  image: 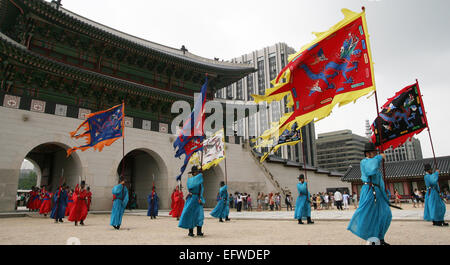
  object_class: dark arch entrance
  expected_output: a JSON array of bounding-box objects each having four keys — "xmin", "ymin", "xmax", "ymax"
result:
[
  {"xmin": 117, "ymin": 149, "xmax": 168, "ymax": 209},
  {"xmin": 202, "ymin": 166, "xmax": 225, "ymax": 208},
  {"xmin": 21, "ymin": 143, "xmax": 82, "ymax": 193}
]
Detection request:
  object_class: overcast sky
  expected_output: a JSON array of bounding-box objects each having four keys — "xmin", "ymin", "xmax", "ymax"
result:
[{"xmin": 47, "ymin": 0, "xmax": 450, "ymax": 159}]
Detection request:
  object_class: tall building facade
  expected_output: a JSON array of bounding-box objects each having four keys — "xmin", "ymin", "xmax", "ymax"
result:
[
  {"xmin": 316, "ymin": 130, "xmax": 368, "ymax": 173},
  {"xmin": 384, "ymin": 138, "xmax": 423, "ymax": 162},
  {"xmin": 214, "ymin": 43, "xmax": 317, "ymax": 166}
]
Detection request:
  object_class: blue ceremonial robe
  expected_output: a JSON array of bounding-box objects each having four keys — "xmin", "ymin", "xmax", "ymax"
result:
[
  {"xmin": 178, "ymin": 173, "xmax": 205, "ymax": 229},
  {"xmin": 210, "ymin": 185, "xmax": 229, "ymax": 219},
  {"xmin": 294, "ymin": 182, "xmax": 311, "ymax": 220},
  {"xmin": 424, "ymin": 171, "xmax": 446, "ymax": 221},
  {"xmin": 50, "ymin": 189, "xmax": 68, "ymax": 219},
  {"xmin": 348, "ymin": 155, "xmax": 392, "ymax": 240},
  {"xmin": 110, "ymin": 184, "xmax": 129, "ymax": 227},
  {"xmin": 147, "ymin": 192, "xmax": 159, "ymax": 217}
]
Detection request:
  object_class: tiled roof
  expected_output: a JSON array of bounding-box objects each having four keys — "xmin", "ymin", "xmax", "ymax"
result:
[
  {"xmin": 17, "ymin": 0, "xmax": 255, "ymax": 73},
  {"xmin": 0, "ymin": 32, "xmax": 191, "ymax": 101},
  {"xmin": 342, "ymin": 156, "xmax": 450, "ymax": 182}
]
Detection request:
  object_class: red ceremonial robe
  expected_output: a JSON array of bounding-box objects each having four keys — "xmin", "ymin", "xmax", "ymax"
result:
[
  {"xmin": 68, "ymin": 186, "xmax": 88, "ymax": 222},
  {"xmin": 39, "ymin": 191, "xmax": 52, "ymax": 215},
  {"xmin": 27, "ymin": 191, "xmax": 35, "ymax": 210},
  {"xmin": 170, "ymin": 190, "xmax": 176, "ymax": 211},
  {"xmin": 169, "ymin": 190, "xmax": 185, "ymax": 218},
  {"xmin": 33, "ymin": 191, "xmax": 42, "ymax": 210},
  {"xmin": 65, "ymin": 193, "xmax": 74, "ymax": 216},
  {"xmin": 86, "ymin": 191, "xmax": 92, "ymax": 211}
]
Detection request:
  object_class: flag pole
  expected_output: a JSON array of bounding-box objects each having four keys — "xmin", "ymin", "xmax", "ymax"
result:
[
  {"xmin": 416, "ymin": 79, "xmax": 437, "ymax": 168},
  {"xmin": 373, "ymin": 89, "xmax": 389, "ymax": 195},
  {"xmin": 300, "ymin": 128, "xmax": 308, "ymax": 181},
  {"xmin": 366, "ymin": 3, "xmax": 388, "ymax": 194},
  {"xmin": 121, "ymin": 101, "xmax": 125, "ymax": 179},
  {"xmin": 224, "ymin": 145, "xmax": 228, "ymax": 185},
  {"xmin": 427, "ymin": 128, "xmax": 437, "ymax": 169}
]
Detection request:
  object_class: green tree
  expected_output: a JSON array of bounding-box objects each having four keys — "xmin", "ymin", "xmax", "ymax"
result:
[{"xmin": 18, "ymin": 171, "xmax": 37, "ymax": 190}]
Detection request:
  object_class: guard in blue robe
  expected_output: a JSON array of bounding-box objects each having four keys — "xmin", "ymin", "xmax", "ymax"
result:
[
  {"xmin": 294, "ymin": 174, "xmax": 314, "ymax": 224},
  {"xmin": 178, "ymin": 166, "xmax": 205, "ymax": 237},
  {"xmin": 147, "ymin": 187, "xmax": 159, "ymax": 219},
  {"xmin": 50, "ymin": 186, "xmax": 68, "ymax": 223},
  {"xmin": 110, "ymin": 178, "xmax": 129, "ymax": 230},
  {"xmin": 210, "ymin": 181, "xmax": 230, "ymax": 222},
  {"xmin": 423, "ymin": 164, "xmax": 448, "ymax": 226},
  {"xmin": 347, "ymin": 143, "xmax": 392, "ymax": 245}
]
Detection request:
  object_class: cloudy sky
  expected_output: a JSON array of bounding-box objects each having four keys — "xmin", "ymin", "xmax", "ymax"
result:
[{"xmin": 48, "ymin": 0, "xmax": 449, "ymax": 158}]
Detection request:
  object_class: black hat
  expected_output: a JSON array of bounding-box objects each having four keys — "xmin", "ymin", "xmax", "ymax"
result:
[
  {"xmin": 364, "ymin": 142, "xmax": 377, "ymax": 153},
  {"xmin": 424, "ymin": 163, "xmax": 432, "ymax": 172},
  {"xmin": 188, "ymin": 165, "xmax": 200, "ymax": 174}
]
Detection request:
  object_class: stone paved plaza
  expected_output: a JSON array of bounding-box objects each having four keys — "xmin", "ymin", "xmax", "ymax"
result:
[{"xmin": 1, "ymin": 205, "xmax": 449, "ymax": 245}]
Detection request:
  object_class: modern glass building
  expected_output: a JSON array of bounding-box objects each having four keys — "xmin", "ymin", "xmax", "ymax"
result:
[
  {"xmin": 316, "ymin": 130, "xmax": 368, "ymax": 173},
  {"xmin": 215, "ymin": 43, "xmax": 317, "ymax": 166}
]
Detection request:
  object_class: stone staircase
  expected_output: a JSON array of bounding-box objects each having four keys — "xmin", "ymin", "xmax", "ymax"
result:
[{"xmin": 244, "ymin": 142, "xmax": 288, "ymax": 198}]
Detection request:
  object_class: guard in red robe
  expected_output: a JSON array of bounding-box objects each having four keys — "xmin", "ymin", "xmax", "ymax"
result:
[
  {"xmin": 68, "ymin": 181, "xmax": 89, "ymax": 226},
  {"xmin": 27, "ymin": 188, "xmax": 37, "ymax": 211},
  {"xmin": 169, "ymin": 185, "xmax": 185, "ymax": 220},
  {"xmin": 86, "ymin": 187, "xmax": 92, "ymax": 211},
  {"xmin": 33, "ymin": 187, "xmax": 42, "ymax": 211},
  {"xmin": 65, "ymin": 189, "xmax": 74, "ymax": 216},
  {"xmin": 39, "ymin": 187, "xmax": 52, "ymax": 216}
]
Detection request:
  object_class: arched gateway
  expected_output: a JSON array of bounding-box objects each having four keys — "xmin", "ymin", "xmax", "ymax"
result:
[
  {"xmin": 117, "ymin": 148, "xmax": 169, "ymax": 210},
  {"xmin": 23, "ymin": 143, "xmax": 83, "ymax": 191}
]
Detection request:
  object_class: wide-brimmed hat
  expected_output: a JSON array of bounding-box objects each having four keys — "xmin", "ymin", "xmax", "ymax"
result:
[
  {"xmin": 188, "ymin": 165, "xmax": 200, "ymax": 174},
  {"xmin": 364, "ymin": 142, "xmax": 377, "ymax": 153},
  {"xmin": 424, "ymin": 163, "xmax": 432, "ymax": 172}
]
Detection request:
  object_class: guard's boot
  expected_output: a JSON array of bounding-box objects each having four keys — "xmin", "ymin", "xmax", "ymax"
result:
[
  {"xmin": 433, "ymin": 221, "xmax": 438, "ymax": 226},
  {"xmin": 435, "ymin": 221, "xmax": 445, "ymax": 226},
  {"xmin": 116, "ymin": 225, "xmax": 120, "ymax": 230},
  {"xmin": 298, "ymin": 219, "xmax": 304, "ymax": 224},
  {"xmin": 219, "ymin": 218, "xmax": 224, "ymax": 222},
  {"xmin": 59, "ymin": 218, "xmax": 63, "ymax": 223},
  {"xmin": 80, "ymin": 220, "xmax": 84, "ymax": 226},
  {"xmin": 442, "ymin": 222, "xmax": 449, "ymax": 226},
  {"xmin": 225, "ymin": 216, "xmax": 230, "ymax": 221},
  {"xmin": 307, "ymin": 217, "xmax": 314, "ymax": 224},
  {"xmin": 75, "ymin": 221, "xmax": 78, "ymax": 226},
  {"xmin": 380, "ymin": 239, "xmax": 390, "ymax": 245},
  {"xmin": 188, "ymin": 228, "xmax": 194, "ymax": 237},
  {"xmin": 196, "ymin": 226, "xmax": 204, "ymax": 236}
]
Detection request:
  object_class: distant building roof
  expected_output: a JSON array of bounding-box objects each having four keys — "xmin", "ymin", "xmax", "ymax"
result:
[{"xmin": 342, "ymin": 156, "xmax": 450, "ymax": 182}]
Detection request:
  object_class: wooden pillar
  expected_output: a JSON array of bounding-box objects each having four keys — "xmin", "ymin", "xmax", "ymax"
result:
[
  {"xmin": 402, "ymin": 181, "xmax": 411, "ymax": 196},
  {"xmin": 352, "ymin": 183, "xmax": 358, "ymax": 194},
  {"xmin": 388, "ymin": 183, "xmax": 395, "ymax": 197}
]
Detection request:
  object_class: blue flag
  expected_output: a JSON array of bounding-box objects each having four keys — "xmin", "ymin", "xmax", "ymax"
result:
[{"xmin": 67, "ymin": 103, "xmax": 124, "ymax": 156}]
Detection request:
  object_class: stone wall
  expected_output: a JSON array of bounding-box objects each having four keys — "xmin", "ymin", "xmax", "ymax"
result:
[{"xmin": 0, "ymin": 106, "xmax": 352, "ymax": 212}]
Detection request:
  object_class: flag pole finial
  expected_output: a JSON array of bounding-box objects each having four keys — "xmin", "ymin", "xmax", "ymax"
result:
[{"xmin": 362, "ymin": 6, "xmax": 365, "ymax": 12}]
